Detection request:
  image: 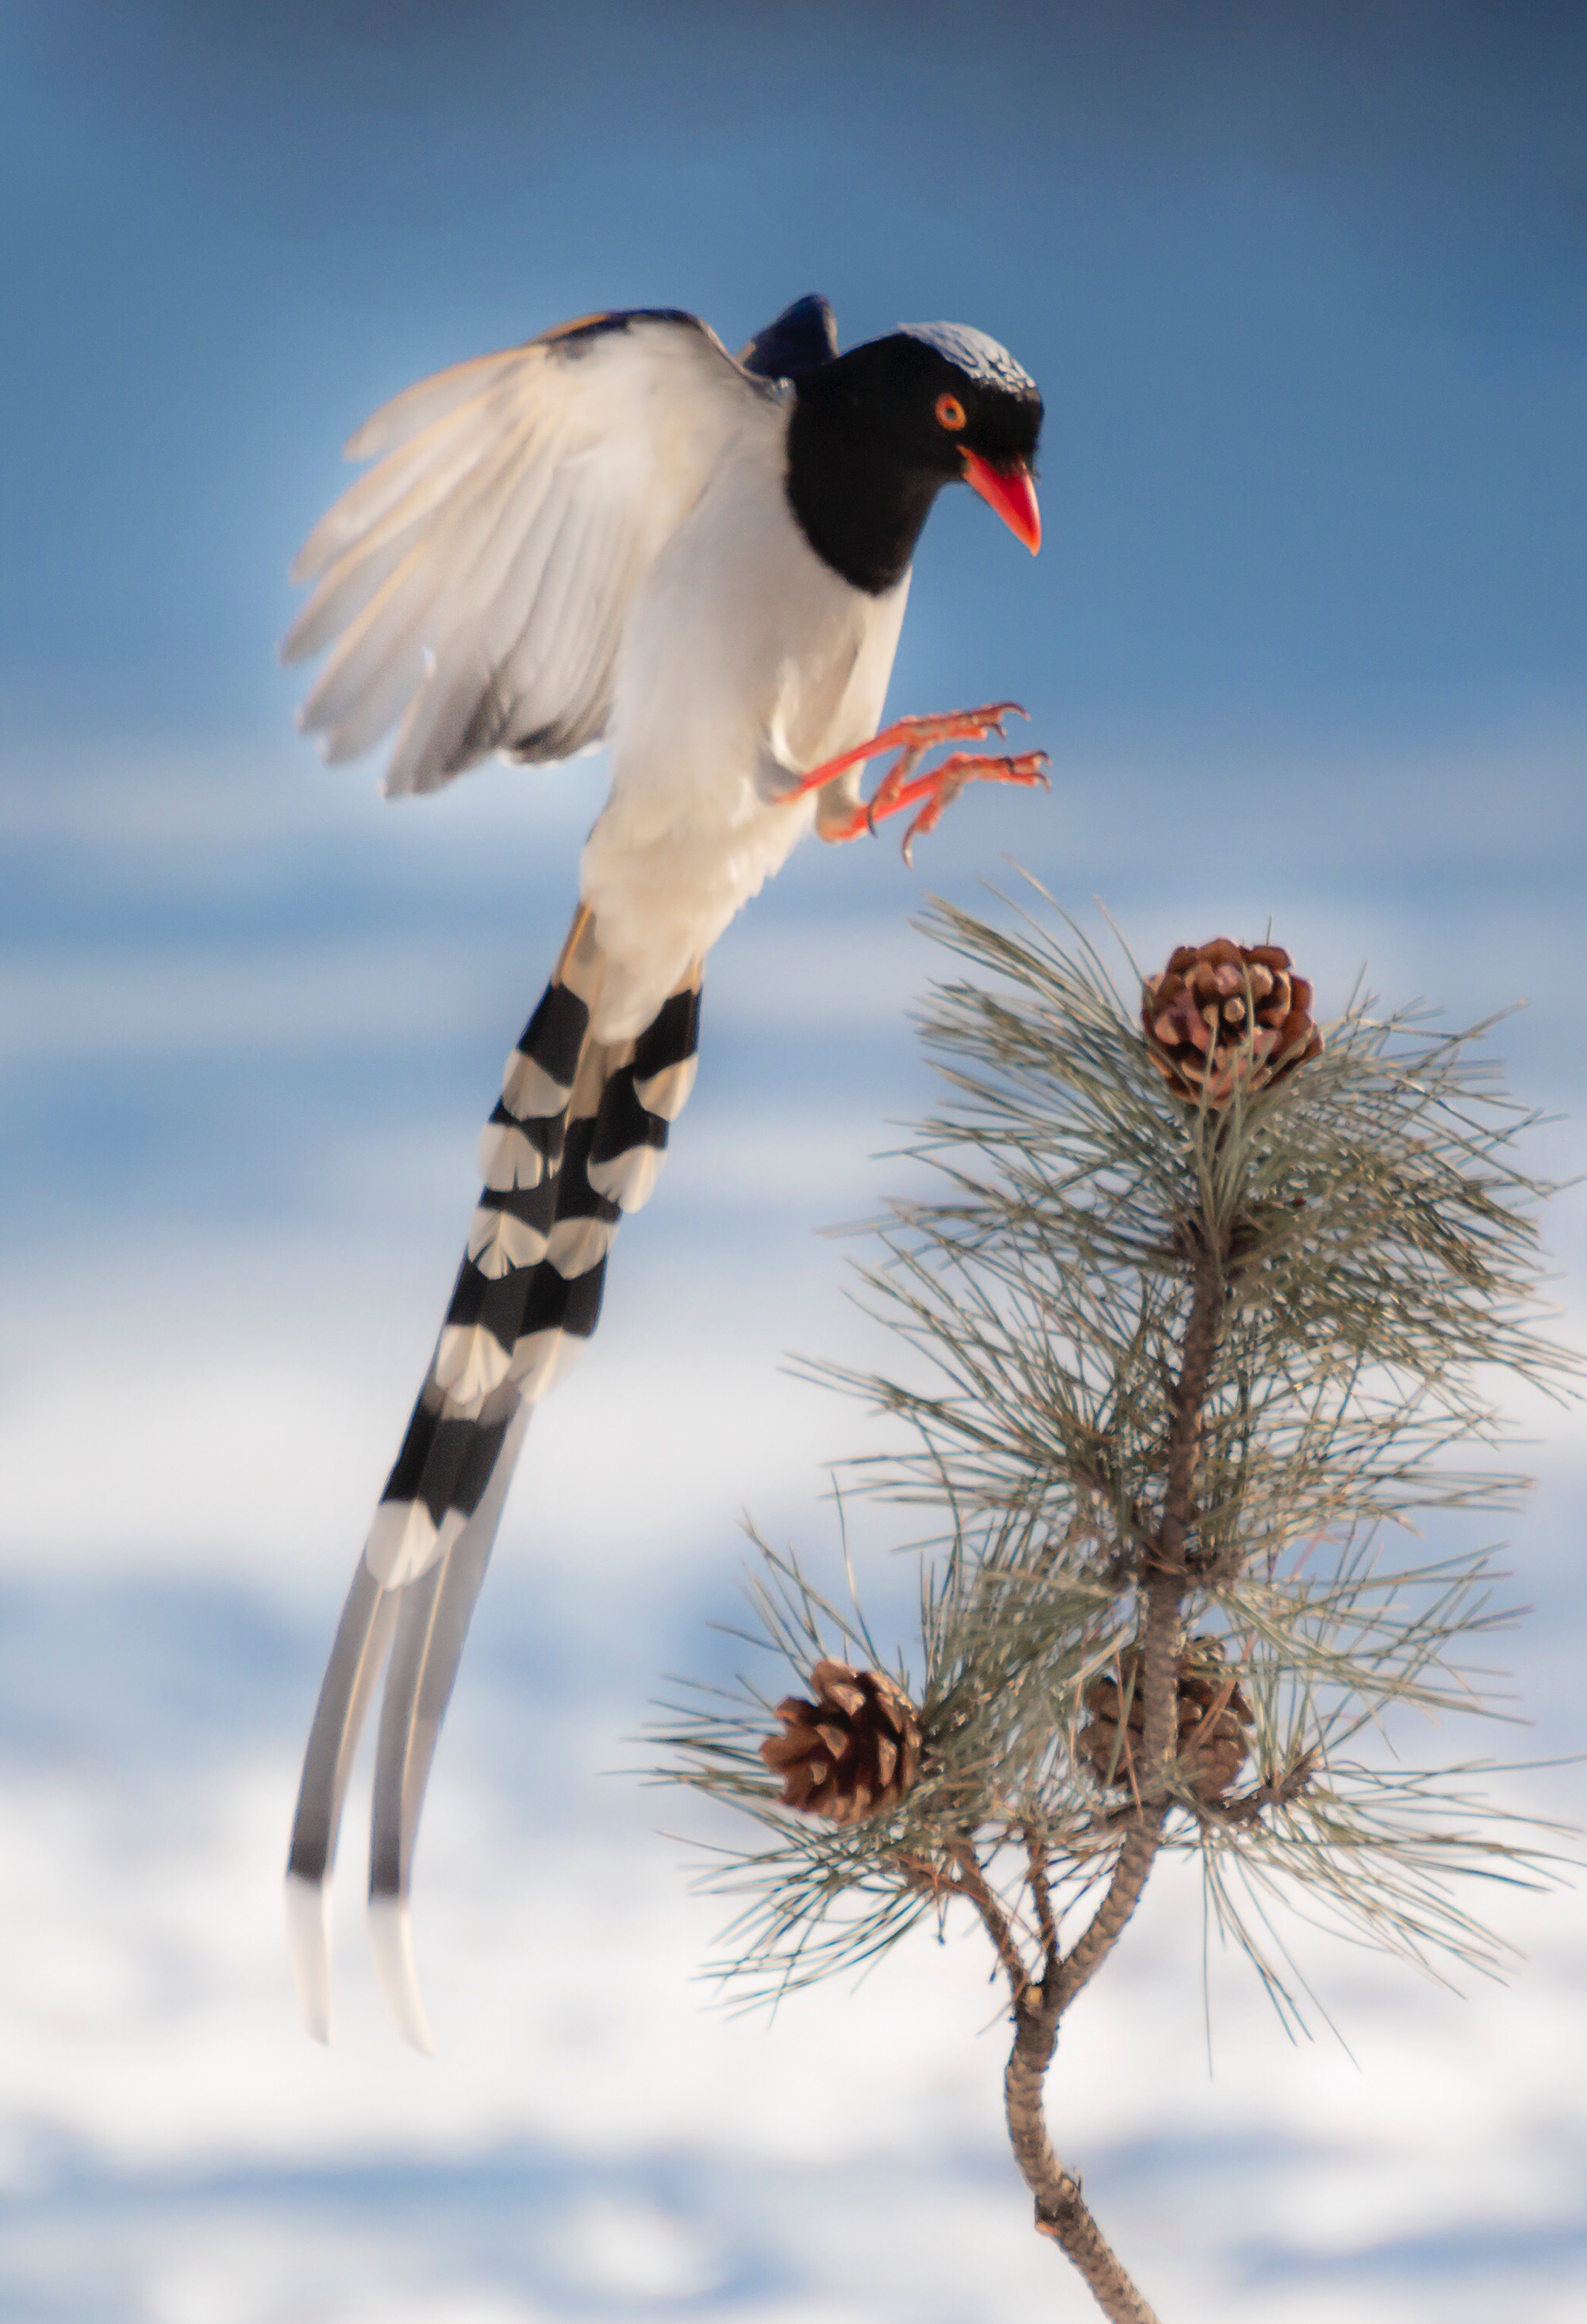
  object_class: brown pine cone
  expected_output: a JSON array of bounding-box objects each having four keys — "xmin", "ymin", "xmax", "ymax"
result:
[
  {"xmin": 1143, "ymin": 937, "xmax": 1321, "ymax": 1107},
  {"xmin": 760, "ymin": 1660, "xmax": 922, "ymax": 1826},
  {"xmin": 1078, "ymin": 1637, "xmax": 1255, "ymax": 1807}
]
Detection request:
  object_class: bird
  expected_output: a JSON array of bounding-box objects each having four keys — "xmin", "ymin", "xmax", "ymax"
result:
[{"xmin": 281, "ymin": 293, "xmax": 1046, "ymax": 2050}]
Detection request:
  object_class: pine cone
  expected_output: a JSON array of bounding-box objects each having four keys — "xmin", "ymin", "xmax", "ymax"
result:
[
  {"xmin": 1078, "ymin": 1636, "xmax": 1254, "ymax": 1807},
  {"xmin": 1143, "ymin": 937, "xmax": 1320, "ymax": 1107},
  {"xmin": 760, "ymin": 1660, "xmax": 922, "ymax": 1826}
]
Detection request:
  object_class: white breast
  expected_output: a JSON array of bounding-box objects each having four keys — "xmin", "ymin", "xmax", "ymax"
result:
[{"xmin": 578, "ymin": 409, "xmax": 909, "ymax": 1039}]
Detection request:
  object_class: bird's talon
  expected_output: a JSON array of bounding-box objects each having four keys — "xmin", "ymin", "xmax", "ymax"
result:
[{"xmin": 884, "ymin": 745, "xmax": 1048, "ymax": 861}]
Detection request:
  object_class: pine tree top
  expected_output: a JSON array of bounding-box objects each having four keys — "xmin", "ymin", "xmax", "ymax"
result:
[{"xmin": 653, "ymin": 894, "xmax": 1578, "ymax": 2027}]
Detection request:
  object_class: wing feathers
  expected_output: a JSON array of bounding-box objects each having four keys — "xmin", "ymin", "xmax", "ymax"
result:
[
  {"xmin": 344, "ymin": 348, "xmax": 528, "ymax": 462},
  {"xmin": 378, "ymin": 459, "xmax": 575, "ymax": 796},
  {"xmin": 298, "ymin": 543, "xmax": 434, "ymax": 743},
  {"xmin": 315, "ymin": 430, "xmax": 558, "ymax": 782},
  {"xmin": 282, "ymin": 527, "xmax": 425, "ymax": 670},
  {"xmin": 287, "ymin": 311, "xmax": 770, "ymax": 795},
  {"xmin": 289, "ymin": 395, "xmax": 508, "ymax": 588}
]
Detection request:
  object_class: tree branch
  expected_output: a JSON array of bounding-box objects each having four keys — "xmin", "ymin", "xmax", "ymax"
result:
[
  {"xmin": 1023, "ymin": 1822, "xmax": 1060, "ymax": 1972},
  {"xmin": 1049, "ymin": 1234, "xmax": 1227, "ymax": 2011},
  {"xmin": 1005, "ymin": 1992, "xmax": 1164, "ymax": 2324},
  {"xmin": 997, "ymin": 1227, "xmax": 1226, "ymax": 2322},
  {"xmin": 948, "ymin": 1839, "xmax": 1034, "ymax": 1999},
  {"xmin": 1050, "ymin": 1814, "xmax": 1164, "ymax": 2012}
]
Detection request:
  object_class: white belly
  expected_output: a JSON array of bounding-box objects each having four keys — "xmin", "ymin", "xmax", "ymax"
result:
[{"xmin": 578, "ymin": 437, "xmax": 909, "ymax": 1039}]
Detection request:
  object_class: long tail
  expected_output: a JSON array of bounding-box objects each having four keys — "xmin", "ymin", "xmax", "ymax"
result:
[{"xmin": 286, "ymin": 905, "xmax": 701, "ymax": 2047}]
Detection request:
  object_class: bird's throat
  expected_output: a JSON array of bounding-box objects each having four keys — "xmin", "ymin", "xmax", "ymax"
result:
[{"xmin": 783, "ymin": 397, "xmax": 941, "ymax": 595}]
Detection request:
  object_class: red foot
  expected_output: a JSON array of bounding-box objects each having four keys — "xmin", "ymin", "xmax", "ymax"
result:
[
  {"xmin": 780, "ymin": 702, "xmax": 1027, "ymax": 805},
  {"xmin": 781, "ymin": 701, "xmax": 1048, "ymax": 862},
  {"xmin": 826, "ymin": 748, "xmax": 1050, "ymax": 864}
]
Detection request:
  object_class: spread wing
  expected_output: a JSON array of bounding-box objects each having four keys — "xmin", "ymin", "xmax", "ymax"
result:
[{"xmin": 282, "ymin": 309, "xmax": 774, "ymax": 797}]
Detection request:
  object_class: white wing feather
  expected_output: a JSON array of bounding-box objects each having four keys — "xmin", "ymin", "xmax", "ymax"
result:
[{"xmin": 284, "ymin": 314, "xmax": 772, "ymax": 798}]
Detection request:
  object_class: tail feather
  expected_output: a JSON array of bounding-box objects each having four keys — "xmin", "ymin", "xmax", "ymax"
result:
[
  {"xmin": 285, "ymin": 1561, "xmax": 403, "ymax": 2041},
  {"xmin": 631, "ymin": 982, "xmax": 703, "ymax": 1121},
  {"xmin": 285, "ymin": 905, "xmax": 702, "ymax": 2046},
  {"xmin": 374, "ymin": 1563, "xmax": 454, "ymax": 1895},
  {"xmin": 366, "ymin": 1400, "xmax": 529, "ymax": 2051}
]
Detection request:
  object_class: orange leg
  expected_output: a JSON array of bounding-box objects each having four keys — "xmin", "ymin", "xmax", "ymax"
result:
[
  {"xmin": 780, "ymin": 701, "xmax": 1047, "ymax": 863},
  {"xmin": 822, "ymin": 747, "xmax": 1051, "ymax": 866},
  {"xmin": 778, "ymin": 701, "xmax": 1027, "ymax": 805}
]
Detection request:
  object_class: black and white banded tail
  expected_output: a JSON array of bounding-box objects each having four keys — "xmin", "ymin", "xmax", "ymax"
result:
[{"xmin": 286, "ymin": 907, "xmax": 701, "ymax": 2048}]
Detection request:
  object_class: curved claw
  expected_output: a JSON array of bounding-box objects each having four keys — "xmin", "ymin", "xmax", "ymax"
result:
[
  {"xmin": 899, "ymin": 749, "xmax": 1051, "ymax": 866},
  {"xmin": 782, "ymin": 702, "xmax": 1032, "ymax": 810},
  {"xmin": 901, "ymin": 699, "xmax": 1028, "ymax": 749}
]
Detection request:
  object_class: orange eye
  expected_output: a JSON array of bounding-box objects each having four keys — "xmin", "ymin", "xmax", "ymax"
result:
[{"xmin": 935, "ymin": 392, "xmax": 966, "ymax": 431}]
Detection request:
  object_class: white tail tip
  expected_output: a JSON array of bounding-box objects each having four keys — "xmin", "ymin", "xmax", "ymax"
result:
[
  {"xmin": 285, "ymin": 1872, "xmax": 334, "ymax": 2044},
  {"xmin": 368, "ymin": 1895, "xmax": 438, "ymax": 2055}
]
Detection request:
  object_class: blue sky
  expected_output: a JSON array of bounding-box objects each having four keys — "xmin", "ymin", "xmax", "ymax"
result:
[{"xmin": 2, "ymin": 6, "xmax": 1585, "ymax": 2322}]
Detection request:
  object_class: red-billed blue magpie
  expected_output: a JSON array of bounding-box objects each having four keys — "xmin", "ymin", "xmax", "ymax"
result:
[{"xmin": 282, "ymin": 294, "xmax": 1045, "ymax": 2047}]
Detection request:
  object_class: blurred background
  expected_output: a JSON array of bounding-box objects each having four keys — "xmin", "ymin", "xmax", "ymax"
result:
[{"xmin": 2, "ymin": 4, "xmax": 1584, "ymax": 2319}]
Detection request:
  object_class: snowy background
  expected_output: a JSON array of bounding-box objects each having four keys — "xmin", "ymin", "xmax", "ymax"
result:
[{"xmin": 2, "ymin": 6, "xmax": 1585, "ymax": 2320}]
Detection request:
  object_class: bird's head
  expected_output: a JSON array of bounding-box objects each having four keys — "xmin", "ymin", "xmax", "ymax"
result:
[
  {"xmin": 882, "ymin": 324, "xmax": 1043, "ymax": 552},
  {"xmin": 782, "ymin": 316, "xmax": 1043, "ymax": 595}
]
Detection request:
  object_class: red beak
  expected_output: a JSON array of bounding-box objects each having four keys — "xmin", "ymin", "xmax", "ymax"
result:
[{"xmin": 962, "ymin": 450, "xmax": 1042, "ymax": 555}]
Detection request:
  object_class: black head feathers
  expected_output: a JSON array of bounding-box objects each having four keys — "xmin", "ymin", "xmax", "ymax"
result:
[{"xmin": 782, "ymin": 316, "xmax": 1043, "ymax": 593}]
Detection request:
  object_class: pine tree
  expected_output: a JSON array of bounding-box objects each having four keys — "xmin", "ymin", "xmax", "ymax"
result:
[{"xmin": 654, "ymin": 897, "xmax": 1576, "ymax": 2322}]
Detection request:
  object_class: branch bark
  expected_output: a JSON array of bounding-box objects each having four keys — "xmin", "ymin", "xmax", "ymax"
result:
[
  {"xmin": 1005, "ymin": 1992, "xmax": 1164, "ymax": 2324},
  {"xmin": 996, "ymin": 1229, "xmax": 1227, "ymax": 2323},
  {"xmin": 948, "ymin": 1839, "xmax": 1035, "ymax": 1999}
]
